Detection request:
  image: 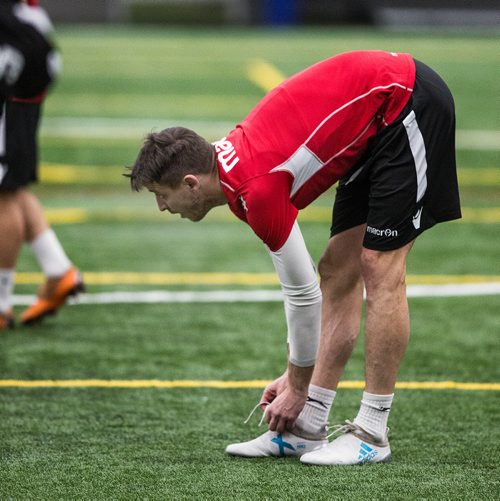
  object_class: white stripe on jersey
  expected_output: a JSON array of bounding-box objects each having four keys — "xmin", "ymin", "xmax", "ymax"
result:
[
  {"xmin": 403, "ymin": 110, "xmax": 428, "ymax": 202},
  {"xmin": 270, "ymin": 83, "xmax": 412, "ymax": 198},
  {"xmin": 272, "ymin": 117, "xmax": 375, "ymax": 197},
  {"xmin": 219, "ymin": 180, "xmax": 236, "ymax": 192},
  {"xmin": 271, "ymin": 145, "xmax": 322, "ymax": 198},
  {"xmin": 303, "ymin": 82, "xmax": 412, "ymax": 145}
]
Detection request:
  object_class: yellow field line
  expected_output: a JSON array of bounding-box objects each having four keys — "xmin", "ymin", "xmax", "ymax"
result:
[
  {"xmin": 246, "ymin": 59, "xmax": 287, "ymax": 92},
  {"xmin": 299, "ymin": 206, "xmax": 500, "ymax": 224},
  {"xmin": 42, "ymin": 206, "xmax": 500, "ymax": 225},
  {"xmin": 14, "ymin": 272, "xmax": 500, "ymax": 286},
  {"xmin": 0, "ymin": 379, "xmax": 498, "ymax": 390},
  {"xmin": 44, "ymin": 208, "xmax": 90, "ymax": 224},
  {"xmin": 460, "ymin": 207, "xmax": 500, "ymax": 223},
  {"xmin": 16, "ymin": 272, "xmax": 278, "ymax": 286},
  {"xmin": 40, "ymin": 164, "xmax": 500, "ymax": 188},
  {"xmin": 459, "ymin": 167, "xmax": 500, "ymax": 185},
  {"xmin": 40, "ymin": 164, "xmax": 125, "ymax": 184}
]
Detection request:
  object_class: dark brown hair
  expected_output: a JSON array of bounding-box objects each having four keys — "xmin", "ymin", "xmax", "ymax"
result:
[{"xmin": 128, "ymin": 127, "xmax": 215, "ymax": 191}]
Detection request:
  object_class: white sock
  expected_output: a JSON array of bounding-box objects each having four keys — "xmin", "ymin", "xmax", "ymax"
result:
[
  {"xmin": 294, "ymin": 384, "xmax": 336, "ymax": 439},
  {"xmin": 354, "ymin": 391, "xmax": 394, "ymax": 440},
  {"xmin": 30, "ymin": 228, "xmax": 71, "ymax": 278},
  {"xmin": 0, "ymin": 269, "xmax": 15, "ymax": 313}
]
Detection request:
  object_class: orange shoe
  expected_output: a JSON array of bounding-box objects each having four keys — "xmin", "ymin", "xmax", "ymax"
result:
[
  {"xmin": 0, "ymin": 309, "xmax": 15, "ymax": 330},
  {"xmin": 20, "ymin": 267, "xmax": 85, "ymax": 325}
]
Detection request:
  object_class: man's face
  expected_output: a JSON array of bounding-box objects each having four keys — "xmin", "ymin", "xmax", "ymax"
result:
[{"xmin": 147, "ymin": 179, "xmax": 208, "ymax": 222}]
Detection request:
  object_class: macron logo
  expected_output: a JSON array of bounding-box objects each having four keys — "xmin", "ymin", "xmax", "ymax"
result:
[
  {"xmin": 213, "ymin": 137, "xmax": 239, "ymax": 173},
  {"xmin": 366, "ymin": 226, "xmax": 398, "ymax": 238}
]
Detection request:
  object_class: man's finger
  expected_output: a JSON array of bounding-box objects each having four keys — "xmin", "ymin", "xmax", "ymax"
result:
[
  {"xmin": 286, "ymin": 417, "xmax": 297, "ymax": 431},
  {"xmin": 259, "ymin": 399, "xmax": 271, "ymax": 411},
  {"xmin": 261, "ymin": 388, "xmax": 275, "ymax": 401},
  {"xmin": 275, "ymin": 418, "xmax": 287, "ymax": 434},
  {"xmin": 267, "ymin": 414, "xmax": 278, "ymax": 431}
]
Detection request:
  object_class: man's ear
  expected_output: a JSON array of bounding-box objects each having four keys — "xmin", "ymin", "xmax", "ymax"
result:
[{"xmin": 183, "ymin": 174, "xmax": 200, "ymax": 190}]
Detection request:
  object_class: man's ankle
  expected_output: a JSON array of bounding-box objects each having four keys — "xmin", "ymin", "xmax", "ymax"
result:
[{"xmin": 291, "ymin": 421, "xmax": 328, "ymax": 441}]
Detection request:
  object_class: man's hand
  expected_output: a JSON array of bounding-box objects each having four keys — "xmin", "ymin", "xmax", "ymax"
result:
[
  {"xmin": 263, "ymin": 362, "xmax": 314, "ymax": 433},
  {"xmin": 259, "ymin": 371, "xmax": 288, "ymax": 409}
]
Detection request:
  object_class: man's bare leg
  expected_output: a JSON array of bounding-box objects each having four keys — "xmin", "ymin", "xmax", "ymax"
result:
[
  {"xmin": 311, "ymin": 224, "xmax": 366, "ymax": 390},
  {"xmin": 0, "ymin": 191, "xmax": 24, "ymax": 325},
  {"xmin": 300, "ymin": 238, "xmax": 414, "ymax": 465},
  {"xmin": 361, "ymin": 241, "xmax": 414, "ymax": 395},
  {"xmin": 16, "ymin": 189, "xmax": 49, "ymax": 242},
  {"xmin": 311, "ymin": 229, "xmax": 413, "ymax": 393},
  {"xmin": 15, "ymin": 189, "xmax": 83, "ymax": 325},
  {"xmin": 0, "ymin": 191, "xmax": 25, "ymax": 269}
]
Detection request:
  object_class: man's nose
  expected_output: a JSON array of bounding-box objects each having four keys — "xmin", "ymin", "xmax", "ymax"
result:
[{"xmin": 156, "ymin": 195, "xmax": 168, "ymax": 211}]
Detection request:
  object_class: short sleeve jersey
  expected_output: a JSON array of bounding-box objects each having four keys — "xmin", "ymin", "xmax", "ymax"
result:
[
  {"xmin": 216, "ymin": 50, "xmax": 416, "ymax": 252},
  {"xmin": 11, "ymin": 0, "xmax": 46, "ymax": 104},
  {"xmin": 0, "ymin": 0, "xmax": 54, "ymax": 101}
]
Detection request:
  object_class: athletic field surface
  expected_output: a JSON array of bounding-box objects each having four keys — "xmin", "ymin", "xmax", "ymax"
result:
[{"xmin": 1, "ymin": 26, "xmax": 499, "ymax": 499}]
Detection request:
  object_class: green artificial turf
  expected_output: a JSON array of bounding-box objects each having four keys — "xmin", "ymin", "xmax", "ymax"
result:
[
  {"xmin": 1, "ymin": 25, "xmax": 499, "ymax": 499},
  {"xmin": 1, "ymin": 297, "xmax": 500, "ymax": 498}
]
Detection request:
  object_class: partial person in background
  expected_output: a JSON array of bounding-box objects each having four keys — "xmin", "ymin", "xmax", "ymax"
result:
[
  {"xmin": 0, "ymin": 0, "xmax": 57, "ymax": 100},
  {"xmin": 0, "ymin": 0, "xmax": 83, "ymax": 330}
]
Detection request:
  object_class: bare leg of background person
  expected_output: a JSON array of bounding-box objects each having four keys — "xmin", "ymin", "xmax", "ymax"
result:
[
  {"xmin": 0, "ymin": 191, "xmax": 24, "ymax": 327},
  {"xmin": 14, "ymin": 189, "xmax": 83, "ymax": 325},
  {"xmin": 17, "ymin": 188, "xmax": 49, "ymax": 242}
]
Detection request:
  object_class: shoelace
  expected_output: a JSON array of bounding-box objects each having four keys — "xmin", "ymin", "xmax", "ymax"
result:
[
  {"xmin": 244, "ymin": 406, "xmax": 357, "ymax": 437},
  {"xmin": 326, "ymin": 420, "xmax": 391, "ymax": 441},
  {"xmin": 244, "ymin": 401, "xmax": 270, "ymax": 427},
  {"xmin": 326, "ymin": 419, "xmax": 357, "ymax": 439}
]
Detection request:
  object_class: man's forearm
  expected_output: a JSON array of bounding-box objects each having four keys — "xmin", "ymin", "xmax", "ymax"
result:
[
  {"xmin": 269, "ymin": 222, "xmax": 322, "ymax": 367},
  {"xmin": 287, "ymin": 361, "xmax": 314, "ymax": 396}
]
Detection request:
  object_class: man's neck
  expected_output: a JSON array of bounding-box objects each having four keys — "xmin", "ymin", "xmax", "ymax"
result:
[{"xmin": 203, "ymin": 171, "xmax": 227, "ymax": 209}]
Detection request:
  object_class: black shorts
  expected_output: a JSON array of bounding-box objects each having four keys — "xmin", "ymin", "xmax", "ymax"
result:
[
  {"xmin": 330, "ymin": 59, "xmax": 461, "ymax": 251},
  {"xmin": 0, "ymin": 100, "xmax": 41, "ymax": 191}
]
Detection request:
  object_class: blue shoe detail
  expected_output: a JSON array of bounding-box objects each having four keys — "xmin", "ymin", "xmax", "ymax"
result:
[
  {"xmin": 271, "ymin": 433, "xmax": 296, "ymax": 457},
  {"xmin": 357, "ymin": 441, "xmax": 378, "ymax": 464}
]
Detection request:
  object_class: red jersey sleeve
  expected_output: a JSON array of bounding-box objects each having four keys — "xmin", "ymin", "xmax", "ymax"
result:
[{"xmin": 238, "ymin": 171, "xmax": 298, "ymax": 252}]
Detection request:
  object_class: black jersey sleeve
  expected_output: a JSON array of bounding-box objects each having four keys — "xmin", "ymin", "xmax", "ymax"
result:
[{"xmin": 0, "ymin": 3, "xmax": 59, "ymax": 100}]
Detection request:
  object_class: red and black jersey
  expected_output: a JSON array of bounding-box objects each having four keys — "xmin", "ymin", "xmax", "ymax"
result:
[
  {"xmin": 0, "ymin": 0, "xmax": 55, "ymax": 101},
  {"xmin": 216, "ymin": 50, "xmax": 416, "ymax": 251},
  {"xmin": 12, "ymin": 0, "xmax": 46, "ymax": 104}
]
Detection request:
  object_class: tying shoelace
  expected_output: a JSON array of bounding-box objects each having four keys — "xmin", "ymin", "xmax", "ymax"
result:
[{"xmin": 244, "ymin": 401, "xmax": 270, "ymax": 427}]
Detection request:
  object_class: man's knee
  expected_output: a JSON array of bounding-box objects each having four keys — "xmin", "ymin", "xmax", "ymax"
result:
[
  {"xmin": 318, "ymin": 245, "xmax": 363, "ymax": 298},
  {"xmin": 317, "ymin": 248, "xmax": 335, "ymax": 282},
  {"xmin": 360, "ymin": 247, "xmax": 408, "ymax": 298}
]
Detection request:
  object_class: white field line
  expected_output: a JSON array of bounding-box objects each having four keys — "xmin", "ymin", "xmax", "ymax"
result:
[
  {"xmin": 11, "ymin": 282, "xmax": 500, "ymax": 306},
  {"xmin": 40, "ymin": 117, "xmax": 235, "ymax": 142},
  {"xmin": 40, "ymin": 117, "xmax": 500, "ymax": 151}
]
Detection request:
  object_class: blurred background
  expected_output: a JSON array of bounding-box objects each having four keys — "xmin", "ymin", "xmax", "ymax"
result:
[
  {"xmin": 35, "ymin": 0, "xmax": 500, "ymax": 28},
  {"xmin": 30, "ymin": 0, "xmax": 499, "ymax": 277}
]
